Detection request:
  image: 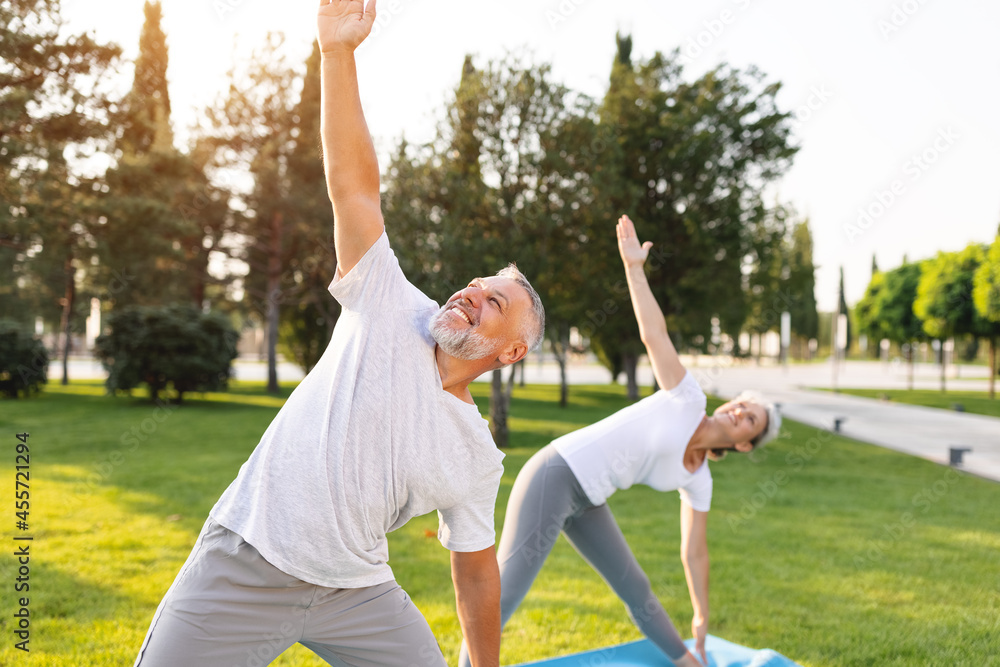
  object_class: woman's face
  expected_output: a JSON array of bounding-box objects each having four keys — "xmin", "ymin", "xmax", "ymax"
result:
[{"xmin": 713, "ymin": 400, "xmax": 767, "ymax": 446}]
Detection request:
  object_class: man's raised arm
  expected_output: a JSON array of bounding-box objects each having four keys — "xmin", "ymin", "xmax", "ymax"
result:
[{"xmin": 317, "ymin": 0, "xmax": 384, "ymax": 277}]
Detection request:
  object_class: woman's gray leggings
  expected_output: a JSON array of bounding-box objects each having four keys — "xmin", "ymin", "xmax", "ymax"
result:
[{"xmin": 458, "ymin": 445, "xmax": 687, "ymax": 667}]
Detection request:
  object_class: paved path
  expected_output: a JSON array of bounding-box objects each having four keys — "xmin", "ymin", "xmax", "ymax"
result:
[{"xmin": 52, "ymin": 356, "xmax": 999, "ymax": 481}]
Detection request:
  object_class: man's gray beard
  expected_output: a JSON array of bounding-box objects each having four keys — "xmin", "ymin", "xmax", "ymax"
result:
[{"xmin": 429, "ymin": 306, "xmax": 503, "ymax": 361}]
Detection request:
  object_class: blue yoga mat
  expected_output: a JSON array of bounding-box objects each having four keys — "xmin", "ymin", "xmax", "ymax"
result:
[{"xmin": 508, "ymin": 635, "xmax": 800, "ymax": 667}]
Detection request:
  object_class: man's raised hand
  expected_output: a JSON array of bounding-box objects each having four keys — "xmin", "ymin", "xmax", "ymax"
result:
[{"xmin": 317, "ymin": 0, "xmax": 377, "ymax": 55}]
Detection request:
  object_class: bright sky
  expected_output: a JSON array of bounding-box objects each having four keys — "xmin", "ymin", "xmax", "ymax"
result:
[{"xmin": 61, "ymin": 0, "xmax": 1000, "ymax": 312}]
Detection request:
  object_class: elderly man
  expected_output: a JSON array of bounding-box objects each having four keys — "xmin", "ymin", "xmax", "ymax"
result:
[{"xmin": 133, "ymin": 1, "xmax": 544, "ymax": 666}]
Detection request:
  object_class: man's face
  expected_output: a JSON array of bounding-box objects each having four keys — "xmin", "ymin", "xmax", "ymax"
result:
[
  {"xmin": 430, "ymin": 276, "xmax": 532, "ymax": 362},
  {"xmin": 712, "ymin": 400, "xmax": 767, "ymax": 447}
]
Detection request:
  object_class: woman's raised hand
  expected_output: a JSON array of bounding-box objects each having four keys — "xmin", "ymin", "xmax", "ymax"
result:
[{"xmin": 616, "ymin": 214, "xmax": 653, "ymax": 269}]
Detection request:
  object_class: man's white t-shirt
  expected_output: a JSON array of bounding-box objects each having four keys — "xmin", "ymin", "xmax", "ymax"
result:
[
  {"xmin": 211, "ymin": 233, "xmax": 504, "ymax": 589},
  {"xmin": 553, "ymin": 371, "xmax": 712, "ymax": 512}
]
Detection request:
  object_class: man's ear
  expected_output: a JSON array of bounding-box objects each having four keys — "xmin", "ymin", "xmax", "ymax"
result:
[
  {"xmin": 500, "ymin": 341, "xmax": 528, "ymax": 366},
  {"xmin": 734, "ymin": 441, "xmax": 754, "ymax": 453}
]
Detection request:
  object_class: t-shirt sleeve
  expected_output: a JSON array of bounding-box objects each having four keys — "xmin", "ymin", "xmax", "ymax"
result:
[
  {"xmin": 436, "ymin": 465, "xmax": 503, "ymax": 552},
  {"xmin": 328, "ymin": 232, "xmax": 429, "ymax": 313},
  {"xmin": 679, "ymin": 466, "xmax": 713, "ymax": 513},
  {"xmin": 664, "ymin": 370, "xmax": 707, "ymax": 410}
]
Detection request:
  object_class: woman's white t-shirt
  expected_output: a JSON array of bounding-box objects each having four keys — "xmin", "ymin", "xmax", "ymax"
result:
[{"xmin": 553, "ymin": 371, "xmax": 712, "ymax": 512}]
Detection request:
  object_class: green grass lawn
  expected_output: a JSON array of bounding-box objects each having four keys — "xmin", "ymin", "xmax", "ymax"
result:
[
  {"xmin": 2, "ymin": 381, "xmax": 999, "ymax": 666},
  {"xmin": 819, "ymin": 387, "xmax": 1000, "ymax": 419}
]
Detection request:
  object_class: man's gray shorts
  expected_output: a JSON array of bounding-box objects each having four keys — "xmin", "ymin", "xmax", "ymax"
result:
[{"xmin": 134, "ymin": 518, "xmax": 447, "ymax": 667}]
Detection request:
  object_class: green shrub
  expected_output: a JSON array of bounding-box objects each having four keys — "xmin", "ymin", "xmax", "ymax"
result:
[
  {"xmin": 0, "ymin": 320, "xmax": 49, "ymax": 398},
  {"xmin": 95, "ymin": 305, "xmax": 239, "ymax": 402}
]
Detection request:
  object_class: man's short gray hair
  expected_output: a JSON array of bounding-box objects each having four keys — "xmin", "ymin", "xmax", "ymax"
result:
[{"xmin": 496, "ymin": 263, "xmax": 545, "ymax": 352}]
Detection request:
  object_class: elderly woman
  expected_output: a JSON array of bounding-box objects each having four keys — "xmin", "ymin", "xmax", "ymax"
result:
[{"xmin": 460, "ymin": 215, "xmax": 781, "ymax": 667}]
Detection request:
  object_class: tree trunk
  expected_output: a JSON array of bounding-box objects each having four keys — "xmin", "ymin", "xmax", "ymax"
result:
[
  {"xmin": 954, "ymin": 337, "xmax": 961, "ymax": 378},
  {"xmin": 490, "ymin": 368, "xmax": 508, "ymax": 448},
  {"xmin": 60, "ymin": 254, "xmax": 76, "ymax": 386},
  {"xmin": 192, "ymin": 245, "xmax": 209, "ymax": 308},
  {"xmin": 519, "ymin": 357, "xmax": 526, "ymax": 387},
  {"xmin": 549, "ymin": 324, "xmax": 569, "ymax": 408},
  {"xmin": 907, "ymin": 342, "xmax": 914, "ymax": 391},
  {"xmin": 505, "ymin": 361, "xmax": 517, "ymax": 400},
  {"xmin": 559, "ymin": 326, "xmax": 569, "ymax": 407},
  {"xmin": 623, "ymin": 350, "xmax": 639, "ymax": 400},
  {"xmin": 989, "ymin": 337, "xmax": 996, "ymax": 400},
  {"xmin": 266, "ymin": 212, "xmax": 283, "ymax": 394},
  {"xmin": 939, "ymin": 339, "xmax": 946, "ymax": 393}
]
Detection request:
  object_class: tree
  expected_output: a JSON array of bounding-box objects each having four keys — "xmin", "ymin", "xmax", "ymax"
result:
[
  {"xmin": 855, "ymin": 270, "xmax": 886, "ymax": 361},
  {"xmin": 859, "ymin": 253, "xmax": 883, "ymax": 358},
  {"xmin": 97, "ymin": 0, "xmax": 225, "ymax": 313},
  {"xmin": 874, "ymin": 262, "xmax": 925, "ymax": 389},
  {"xmin": 741, "ymin": 203, "xmax": 791, "ymax": 362},
  {"xmin": 274, "ymin": 42, "xmax": 341, "ymax": 373},
  {"xmin": 385, "ymin": 54, "xmax": 593, "ymax": 443},
  {"xmin": 592, "ymin": 37, "xmax": 797, "ymax": 393},
  {"xmin": 837, "ymin": 266, "xmax": 852, "ymax": 356},
  {"xmin": 203, "ymin": 39, "xmax": 343, "ymax": 383},
  {"xmin": 785, "ymin": 219, "xmax": 819, "ymax": 357},
  {"xmin": 973, "ymin": 234, "xmax": 1000, "ymax": 398},
  {"xmin": 95, "ymin": 305, "xmax": 238, "ymax": 403},
  {"xmin": 201, "ymin": 33, "xmax": 307, "ymax": 392},
  {"xmin": 471, "ymin": 55, "xmax": 595, "ymax": 415},
  {"xmin": 118, "ymin": 1, "xmax": 171, "ymax": 155},
  {"xmin": 1, "ymin": 0, "xmax": 120, "ymax": 380},
  {"xmin": 914, "ymin": 244, "xmax": 988, "ymax": 392},
  {"xmin": 0, "ymin": 321, "xmax": 48, "ymax": 398}
]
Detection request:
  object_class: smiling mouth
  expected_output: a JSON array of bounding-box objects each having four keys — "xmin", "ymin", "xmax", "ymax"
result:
[{"xmin": 449, "ymin": 306, "xmax": 473, "ymax": 325}]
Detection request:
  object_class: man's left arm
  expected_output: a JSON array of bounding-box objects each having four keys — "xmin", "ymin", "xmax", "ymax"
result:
[{"xmin": 451, "ymin": 547, "xmax": 501, "ymax": 667}]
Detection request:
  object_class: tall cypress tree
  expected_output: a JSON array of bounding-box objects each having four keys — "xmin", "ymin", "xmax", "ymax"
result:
[
  {"xmin": 120, "ymin": 0, "xmax": 172, "ymax": 155},
  {"xmin": 98, "ymin": 0, "xmax": 216, "ymax": 310},
  {"xmin": 838, "ymin": 266, "xmax": 852, "ymax": 353},
  {"xmin": 786, "ymin": 220, "xmax": 819, "ymax": 345}
]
